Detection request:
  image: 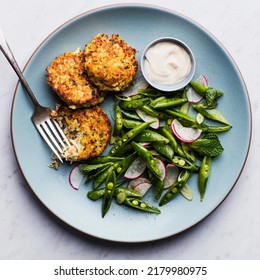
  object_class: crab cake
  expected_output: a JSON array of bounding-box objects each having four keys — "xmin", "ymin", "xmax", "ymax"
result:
[
  {"xmin": 84, "ymin": 33, "xmax": 138, "ymax": 92},
  {"xmin": 52, "ymin": 105, "xmax": 111, "ymax": 162},
  {"xmin": 46, "ymin": 50, "xmax": 105, "ymax": 108}
]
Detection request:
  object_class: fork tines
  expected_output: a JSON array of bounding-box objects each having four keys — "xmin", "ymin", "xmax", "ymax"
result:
[{"xmin": 36, "ymin": 118, "xmax": 70, "ymax": 162}]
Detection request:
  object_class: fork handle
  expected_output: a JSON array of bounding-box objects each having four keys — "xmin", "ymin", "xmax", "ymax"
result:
[{"xmin": 0, "ymin": 29, "xmax": 39, "ymax": 107}]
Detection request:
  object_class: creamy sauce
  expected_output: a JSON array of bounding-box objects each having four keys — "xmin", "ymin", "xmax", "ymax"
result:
[{"xmin": 144, "ymin": 41, "xmax": 191, "ymax": 85}]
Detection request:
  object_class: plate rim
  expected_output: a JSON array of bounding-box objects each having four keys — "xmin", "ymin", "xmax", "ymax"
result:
[{"xmin": 10, "ymin": 3, "xmax": 252, "ymax": 243}]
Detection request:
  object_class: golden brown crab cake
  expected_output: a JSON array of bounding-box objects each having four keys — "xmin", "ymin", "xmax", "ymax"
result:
[
  {"xmin": 52, "ymin": 105, "xmax": 111, "ymax": 162},
  {"xmin": 46, "ymin": 50, "xmax": 105, "ymax": 108},
  {"xmin": 84, "ymin": 33, "xmax": 138, "ymax": 92}
]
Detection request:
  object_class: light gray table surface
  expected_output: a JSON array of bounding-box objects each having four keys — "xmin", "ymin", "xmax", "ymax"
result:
[{"xmin": 0, "ymin": 0, "xmax": 258, "ymax": 260}]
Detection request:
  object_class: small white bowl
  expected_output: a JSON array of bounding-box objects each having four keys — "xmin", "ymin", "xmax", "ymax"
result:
[{"xmin": 140, "ymin": 37, "xmax": 196, "ymax": 92}]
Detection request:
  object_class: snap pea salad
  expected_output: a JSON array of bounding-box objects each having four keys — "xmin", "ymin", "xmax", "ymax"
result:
[{"xmin": 80, "ymin": 76, "xmax": 232, "ymax": 217}]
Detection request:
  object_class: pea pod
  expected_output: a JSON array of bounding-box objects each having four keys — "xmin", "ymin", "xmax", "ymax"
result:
[
  {"xmin": 159, "ymin": 126, "xmax": 185, "ymax": 158},
  {"xmin": 120, "ymin": 109, "xmax": 141, "ymax": 120},
  {"xmin": 151, "ymin": 97, "xmax": 188, "ymax": 109},
  {"xmin": 148, "ymin": 171, "xmax": 165, "ymax": 200},
  {"xmin": 141, "ymin": 105, "xmax": 168, "ymax": 119},
  {"xmin": 198, "ymin": 156, "xmax": 211, "ymax": 201},
  {"xmin": 153, "ymin": 142, "xmax": 174, "ymax": 160},
  {"xmin": 124, "ymin": 197, "xmax": 161, "ymax": 214},
  {"xmin": 138, "ymin": 87, "xmax": 160, "ymax": 97},
  {"xmin": 109, "ymin": 121, "xmax": 153, "ymax": 156},
  {"xmin": 80, "ymin": 162, "xmax": 113, "ymax": 174},
  {"xmin": 119, "ymin": 97, "xmax": 151, "ymax": 110},
  {"xmin": 172, "ymin": 156, "xmax": 199, "ymax": 172},
  {"xmin": 198, "ymin": 123, "xmax": 232, "ymax": 133},
  {"xmin": 159, "ymin": 170, "xmax": 191, "ymax": 206},
  {"xmin": 102, "ymin": 170, "xmax": 117, "ymax": 217},
  {"xmin": 190, "ymin": 80, "xmax": 208, "ymax": 96},
  {"xmin": 114, "ymin": 102, "xmax": 123, "ymax": 136},
  {"xmin": 87, "ymin": 156, "xmax": 124, "ymax": 164},
  {"xmin": 123, "ymin": 119, "xmax": 143, "ymax": 129},
  {"xmin": 114, "ymin": 186, "xmax": 142, "ymax": 198},
  {"xmin": 86, "ymin": 164, "xmax": 113, "ymax": 183},
  {"xmin": 164, "ymin": 109, "xmax": 197, "ymax": 124},
  {"xmin": 134, "ymin": 129, "xmax": 170, "ymax": 143},
  {"xmin": 87, "ymin": 188, "xmax": 105, "ymax": 201},
  {"xmin": 132, "ymin": 142, "xmax": 163, "ymax": 180},
  {"xmin": 193, "ymin": 103, "xmax": 231, "ymax": 125},
  {"xmin": 87, "ymin": 185, "xmax": 142, "ymax": 201},
  {"xmin": 93, "ymin": 165, "xmax": 115, "ymax": 189},
  {"xmin": 114, "ymin": 152, "xmax": 137, "ymax": 178}
]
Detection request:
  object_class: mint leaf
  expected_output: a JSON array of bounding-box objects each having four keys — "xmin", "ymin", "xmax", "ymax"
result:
[
  {"xmin": 205, "ymin": 88, "xmax": 223, "ymax": 108},
  {"xmin": 190, "ymin": 133, "xmax": 224, "ymax": 157}
]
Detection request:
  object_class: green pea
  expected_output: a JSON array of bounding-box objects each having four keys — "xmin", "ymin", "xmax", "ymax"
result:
[{"xmin": 132, "ymin": 200, "xmax": 139, "ymax": 206}]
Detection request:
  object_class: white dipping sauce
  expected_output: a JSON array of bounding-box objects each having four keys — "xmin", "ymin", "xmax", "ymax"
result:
[{"xmin": 144, "ymin": 41, "xmax": 191, "ymax": 85}]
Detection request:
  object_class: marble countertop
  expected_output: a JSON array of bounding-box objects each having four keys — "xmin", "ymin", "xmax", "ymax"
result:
[{"xmin": 0, "ymin": 0, "xmax": 258, "ymax": 260}]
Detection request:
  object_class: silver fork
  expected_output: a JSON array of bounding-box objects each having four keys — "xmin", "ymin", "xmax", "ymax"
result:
[{"xmin": 0, "ymin": 29, "xmax": 70, "ymax": 162}]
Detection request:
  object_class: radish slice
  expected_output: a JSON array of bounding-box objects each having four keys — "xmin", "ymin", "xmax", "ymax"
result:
[
  {"xmin": 139, "ymin": 142, "xmax": 151, "ymax": 147},
  {"xmin": 128, "ymin": 177, "xmax": 151, "ymax": 190},
  {"xmin": 154, "ymin": 158, "xmax": 166, "ymax": 181},
  {"xmin": 171, "ymin": 119, "xmax": 202, "ymax": 143},
  {"xmin": 186, "ymin": 74, "xmax": 208, "ymax": 103},
  {"xmin": 120, "ymin": 69, "xmax": 149, "ymax": 97},
  {"xmin": 69, "ymin": 165, "xmax": 84, "ymax": 190},
  {"xmin": 124, "ymin": 156, "xmax": 147, "ymax": 179},
  {"xmin": 180, "ymin": 184, "xmax": 193, "ymax": 201},
  {"xmin": 164, "ymin": 164, "xmax": 179, "ymax": 189},
  {"xmin": 134, "ymin": 182, "xmax": 152, "ymax": 197},
  {"xmin": 136, "ymin": 109, "xmax": 159, "ymax": 129}
]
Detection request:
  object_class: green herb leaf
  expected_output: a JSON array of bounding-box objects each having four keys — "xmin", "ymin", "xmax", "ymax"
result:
[
  {"xmin": 205, "ymin": 88, "xmax": 223, "ymax": 108},
  {"xmin": 190, "ymin": 133, "xmax": 224, "ymax": 157}
]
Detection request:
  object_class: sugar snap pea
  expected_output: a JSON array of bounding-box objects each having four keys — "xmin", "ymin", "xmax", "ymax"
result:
[
  {"xmin": 134, "ymin": 129, "xmax": 170, "ymax": 143},
  {"xmin": 102, "ymin": 170, "xmax": 117, "ymax": 217},
  {"xmin": 151, "ymin": 97, "xmax": 188, "ymax": 109},
  {"xmin": 123, "ymin": 119, "xmax": 143, "ymax": 129},
  {"xmin": 198, "ymin": 156, "xmax": 211, "ymax": 201},
  {"xmin": 193, "ymin": 103, "xmax": 231, "ymax": 125},
  {"xmin": 172, "ymin": 156, "xmax": 199, "ymax": 172},
  {"xmin": 164, "ymin": 109, "xmax": 197, "ymax": 124},
  {"xmin": 159, "ymin": 126, "xmax": 186, "ymax": 158},
  {"xmin": 87, "ymin": 185, "xmax": 142, "ymax": 201},
  {"xmin": 93, "ymin": 165, "xmax": 115, "ymax": 189},
  {"xmin": 159, "ymin": 170, "xmax": 191, "ymax": 206},
  {"xmin": 109, "ymin": 121, "xmax": 152, "ymax": 156},
  {"xmin": 152, "ymin": 142, "xmax": 174, "ymax": 160},
  {"xmin": 132, "ymin": 142, "xmax": 163, "ymax": 180},
  {"xmin": 119, "ymin": 97, "xmax": 151, "ymax": 110},
  {"xmin": 114, "ymin": 152, "xmax": 137, "ymax": 178},
  {"xmin": 80, "ymin": 162, "xmax": 113, "ymax": 174},
  {"xmin": 87, "ymin": 156, "xmax": 124, "ymax": 164},
  {"xmin": 124, "ymin": 197, "xmax": 161, "ymax": 214},
  {"xmin": 190, "ymin": 80, "xmax": 208, "ymax": 95},
  {"xmin": 114, "ymin": 102, "xmax": 123, "ymax": 136}
]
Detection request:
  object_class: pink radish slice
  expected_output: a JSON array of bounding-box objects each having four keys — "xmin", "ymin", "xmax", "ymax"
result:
[
  {"xmin": 134, "ymin": 182, "xmax": 152, "ymax": 197},
  {"xmin": 171, "ymin": 119, "xmax": 202, "ymax": 143},
  {"xmin": 69, "ymin": 165, "xmax": 84, "ymax": 190},
  {"xmin": 164, "ymin": 164, "xmax": 179, "ymax": 189},
  {"xmin": 154, "ymin": 158, "xmax": 166, "ymax": 181},
  {"xmin": 197, "ymin": 74, "xmax": 208, "ymax": 86},
  {"xmin": 136, "ymin": 109, "xmax": 159, "ymax": 129},
  {"xmin": 128, "ymin": 177, "xmax": 151, "ymax": 190},
  {"xmin": 120, "ymin": 69, "xmax": 149, "ymax": 97},
  {"xmin": 139, "ymin": 142, "xmax": 150, "ymax": 147},
  {"xmin": 186, "ymin": 86, "xmax": 203, "ymax": 103},
  {"xmin": 124, "ymin": 156, "xmax": 147, "ymax": 179},
  {"xmin": 186, "ymin": 74, "xmax": 208, "ymax": 104}
]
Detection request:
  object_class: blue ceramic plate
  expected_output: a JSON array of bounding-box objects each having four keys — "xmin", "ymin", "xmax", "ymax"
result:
[{"xmin": 11, "ymin": 4, "xmax": 251, "ymax": 242}]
